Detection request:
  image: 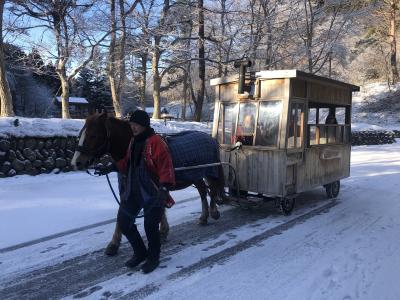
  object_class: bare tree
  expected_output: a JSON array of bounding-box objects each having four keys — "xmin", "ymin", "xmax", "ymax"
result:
[
  {"xmin": 150, "ymin": 0, "xmax": 170, "ymax": 119},
  {"xmin": 108, "ymin": 0, "xmax": 140, "ymax": 117},
  {"xmin": 292, "ymin": 0, "xmax": 355, "ymax": 74},
  {"xmin": 0, "ymin": 0, "xmax": 14, "ymax": 117},
  {"xmin": 388, "ymin": 0, "xmax": 399, "ymax": 82},
  {"xmin": 11, "ymin": 1, "xmax": 109, "ymax": 118},
  {"xmin": 373, "ymin": 0, "xmax": 400, "ymax": 83},
  {"xmin": 193, "ymin": 0, "xmax": 204, "ymax": 121}
]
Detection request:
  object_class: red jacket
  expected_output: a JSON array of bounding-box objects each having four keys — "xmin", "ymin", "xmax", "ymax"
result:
[{"xmin": 116, "ymin": 134, "xmax": 176, "ymax": 207}]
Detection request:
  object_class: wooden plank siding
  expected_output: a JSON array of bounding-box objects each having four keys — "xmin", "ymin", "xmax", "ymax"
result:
[
  {"xmin": 220, "ymin": 146, "xmax": 286, "ymax": 196},
  {"xmin": 296, "ymin": 144, "xmax": 351, "ymax": 193},
  {"xmin": 308, "ymin": 82, "xmax": 352, "ymax": 106}
]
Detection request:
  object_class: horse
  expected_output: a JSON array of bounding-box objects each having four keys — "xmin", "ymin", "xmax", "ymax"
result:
[{"xmin": 71, "ymin": 112, "xmax": 225, "ymax": 256}]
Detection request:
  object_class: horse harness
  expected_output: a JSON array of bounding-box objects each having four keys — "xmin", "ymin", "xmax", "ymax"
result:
[{"xmin": 75, "ymin": 124, "xmax": 111, "ymax": 158}]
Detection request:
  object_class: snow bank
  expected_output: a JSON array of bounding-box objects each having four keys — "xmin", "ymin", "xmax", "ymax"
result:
[
  {"xmin": 0, "ymin": 117, "xmax": 84, "ymax": 138},
  {"xmin": 0, "ymin": 117, "xmax": 212, "ymax": 138},
  {"xmin": 352, "ymin": 82, "xmax": 400, "ymax": 131}
]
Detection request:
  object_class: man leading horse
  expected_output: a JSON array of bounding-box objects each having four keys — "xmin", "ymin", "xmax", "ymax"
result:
[{"xmin": 116, "ymin": 110, "xmax": 175, "ymax": 274}]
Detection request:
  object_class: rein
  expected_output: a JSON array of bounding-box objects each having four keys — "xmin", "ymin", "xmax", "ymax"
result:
[{"xmin": 86, "ymin": 169, "xmax": 148, "ymax": 220}]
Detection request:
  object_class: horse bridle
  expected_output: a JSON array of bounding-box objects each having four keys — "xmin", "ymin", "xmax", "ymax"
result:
[{"xmin": 76, "ymin": 123, "xmax": 111, "ymax": 159}]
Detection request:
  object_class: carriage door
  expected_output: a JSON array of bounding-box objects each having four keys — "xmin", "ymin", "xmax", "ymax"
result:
[{"xmin": 286, "ymin": 101, "xmax": 306, "ymax": 195}]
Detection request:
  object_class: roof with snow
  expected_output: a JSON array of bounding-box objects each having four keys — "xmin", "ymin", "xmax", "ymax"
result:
[
  {"xmin": 136, "ymin": 107, "xmax": 167, "ymax": 114},
  {"xmin": 56, "ymin": 96, "xmax": 89, "ymax": 104}
]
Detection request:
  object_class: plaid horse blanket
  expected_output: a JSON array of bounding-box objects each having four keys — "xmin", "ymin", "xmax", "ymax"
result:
[{"xmin": 164, "ymin": 131, "xmax": 220, "ymax": 182}]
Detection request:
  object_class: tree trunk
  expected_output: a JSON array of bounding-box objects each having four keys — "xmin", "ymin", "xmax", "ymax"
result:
[
  {"xmin": 389, "ymin": 0, "xmax": 399, "ymax": 83},
  {"xmin": 109, "ymin": 76, "xmax": 121, "ymax": 117},
  {"xmin": 151, "ymin": 0, "xmax": 169, "ymax": 119},
  {"xmin": 194, "ymin": 0, "xmax": 205, "ymax": 122},
  {"xmin": 304, "ymin": 0, "xmax": 314, "ymax": 73},
  {"xmin": 0, "ymin": 0, "xmax": 14, "ymax": 117},
  {"xmin": 182, "ymin": 70, "xmax": 188, "ymax": 120},
  {"xmin": 108, "ymin": 0, "xmax": 122, "ymax": 118},
  {"xmin": 217, "ymin": 0, "xmax": 226, "ymax": 77},
  {"xmin": 59, "ymin": 73, "xmax": 70, "ymax": 119},
  {"xmin": 140, "ymin": 53, "xmax": 147, "ymax": 109},
  {"xmin": 152, "ymin": 38, "xmax": 161, "ymax": 119},
  {"xmin": 117, "ymin": 0, "xmax": 127, "ymax": 116}
]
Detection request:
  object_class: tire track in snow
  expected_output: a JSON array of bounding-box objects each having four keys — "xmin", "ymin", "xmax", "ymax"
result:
[
  {"xmin": 0, "ymin": 195, "xmax": 200, "ymax": 254},
  {"xmin": 0, "ymin": 197, "xmax": 335, "ymax": 300},
  {"xmin": 120, "ymin": 200, "xmax": 338, "ymax": 300}
]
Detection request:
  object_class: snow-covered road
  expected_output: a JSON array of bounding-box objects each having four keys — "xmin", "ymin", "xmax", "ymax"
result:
[{"xmin": 1, "ymin": 141, "xmax": 400, "ymax": 300}]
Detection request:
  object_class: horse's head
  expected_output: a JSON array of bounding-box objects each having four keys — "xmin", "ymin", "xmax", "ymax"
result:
[{"xmin": 71, "ymin": 112, "xmax": 110, "ymax": 170}]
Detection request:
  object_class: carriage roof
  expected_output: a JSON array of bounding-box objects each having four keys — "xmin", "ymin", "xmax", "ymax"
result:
[{"xmin": 210, "ymin": 69, "xmax": 360, "ymax": 92}]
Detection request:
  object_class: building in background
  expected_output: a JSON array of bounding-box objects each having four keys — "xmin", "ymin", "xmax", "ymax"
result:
[{"xmin": 54, "ymin": 96, "xmax": 91, "ymax": 119}]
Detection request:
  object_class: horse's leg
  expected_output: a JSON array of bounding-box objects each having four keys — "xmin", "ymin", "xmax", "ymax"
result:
[
  {"xmin": 159, "ymin": 208, "xmax": 169, "ymax": 243},
  {"xmin": 195, "ymin": 181, "xmax": 209, "ymax": 225},
  {"xmin": 105, "ymin": 222, "xmax": 122, "ymax": 256},
  {"xmin": 106, "ymin": 174, "xmax": 125, "ymax": 256},
  {"xmin": 207, "ymin": 177, "xmax": 221, "ymax": 220}
]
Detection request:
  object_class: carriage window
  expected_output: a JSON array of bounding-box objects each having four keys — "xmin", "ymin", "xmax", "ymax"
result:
[
  {"xmin": 287, "ymin": 103, "xmax": 305, "ymax": 149},
  {"xmin": 217, "ymin": 103, "xmax": 238, "ymax": 145},
  {"xmin": 335, "ymin": 107, "xmax": 346, "ymax": 124},
  {"xmin": 318, "ymin": 108, "xmax": 330, "ymax": 124},
  {"xmin": 255, "ymin": 101, "xmax": 282, "ymax": 147},
  {"xmin": 236, "ymin": 102, "xmax": 257, "ymax": 145},
  {"xmin": 307, "ymin": 104, "xmax": 351, "ymax": 146},
  {"xmin": 308, "ymin": 108, "xmax": 317, "ymax": 124}
]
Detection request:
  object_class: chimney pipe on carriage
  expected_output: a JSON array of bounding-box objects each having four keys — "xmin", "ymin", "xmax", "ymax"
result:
[{"xmin": 234, "ymin": 60, "xmax": 252, "ymax": 94}]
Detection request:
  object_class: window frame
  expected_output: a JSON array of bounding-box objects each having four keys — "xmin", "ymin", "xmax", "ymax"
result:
[
  {"xmin": 287, "ymin": 101, "xmax": 306, "ymax": 150},
  {"xmin": 306, "ymin": 103, "xmax": 351, "ymax": 147},
  {"xmin": 217, "ymin": 100, "xmax": 283, "ymax": 149},
  {"xmin": 255, "ymin": 100, "xmax": 284, "ymax": 148}
]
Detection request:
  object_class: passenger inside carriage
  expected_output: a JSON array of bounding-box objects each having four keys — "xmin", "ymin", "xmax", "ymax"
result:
[{"xmin": 235, "ymin": 114, "xmax": 256, "ymax": 145}]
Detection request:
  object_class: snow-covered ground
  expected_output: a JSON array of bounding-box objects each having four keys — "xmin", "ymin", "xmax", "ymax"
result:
[
  {"xmin": 1, "ymin": 82, "xmax": 400, "ymax": 299},
  {"xmin": 352, "ymin": 82, "xmax": 400, "ymax": 131},
  {"xmin": 1, "ymin": 140, "xmax": 400, "ymax": 299}
]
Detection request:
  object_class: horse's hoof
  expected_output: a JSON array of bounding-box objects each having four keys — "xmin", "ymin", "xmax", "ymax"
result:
[
  {"xmin": 211, "ymin": 210, "xmax": 220, "ymax": 220},
  {"xmin": 105, "ymin": 243, "xmax": 119, "ymax": 256},
  {"xmin": 198, "ymin": 217, "xmax": 208, "ymax": 225},
  {"xmin": 215, "ymin": 196, "xmax": 225, "ymax": 205}
]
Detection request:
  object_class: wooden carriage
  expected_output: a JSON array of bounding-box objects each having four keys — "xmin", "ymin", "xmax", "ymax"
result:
[{"xmin": 210, "ymin": 67, "xmax": 359, "ymax": 214}]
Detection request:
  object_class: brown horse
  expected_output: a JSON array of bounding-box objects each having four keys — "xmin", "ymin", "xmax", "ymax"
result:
[{"xmin": 71, "ymin": 112, "xmax": 224, "ymax": 256}]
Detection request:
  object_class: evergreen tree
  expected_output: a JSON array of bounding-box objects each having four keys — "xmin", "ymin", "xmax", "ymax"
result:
[{"xmin": 76, "ymin": 67, "xmax": 112, "ymax": 111}]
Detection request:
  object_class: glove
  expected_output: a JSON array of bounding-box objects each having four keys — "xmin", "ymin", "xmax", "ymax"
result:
[
  {"xmin": 94, "ymin": 162, "xmax": 116, "ymax": 176},
  {"xmin": 157, "ymin": 185, "xmax": 169, "ymax": 204}
]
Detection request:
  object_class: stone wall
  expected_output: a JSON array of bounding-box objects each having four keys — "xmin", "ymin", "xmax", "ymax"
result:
[
  {"xmin": 351, "ymin": 131, "xmax": 397, "ymax": 146},
  {"xmin": 0, "ymin": 136, "xmax": 77, "ymax": 178},
  {"xmin": 0, "ymin": 130, "xmax": 398, "ymax": 178}
]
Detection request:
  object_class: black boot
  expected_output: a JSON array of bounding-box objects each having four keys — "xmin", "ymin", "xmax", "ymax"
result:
[
  {"xmin": 125, "ymin": 253, "xmax": 147, "ymax": 268},
  {"xmin": 141, "ymin": 257, "xmax": 160, "ymax": 274}
]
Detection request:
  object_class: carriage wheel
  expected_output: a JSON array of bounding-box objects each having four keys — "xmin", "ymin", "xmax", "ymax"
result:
[
  {"xmin": 278, "ymin": 197, "xmax": 295, "ymax": 215},
  {"xmin": 325, "ymin": 180, "xmax": 340, "ymax": 198}
]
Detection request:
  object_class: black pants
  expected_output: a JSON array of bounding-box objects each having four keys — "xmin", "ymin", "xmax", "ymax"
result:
[{"xmin": 117, "ymin": 204, "xmax": 163, "ymax": 260}]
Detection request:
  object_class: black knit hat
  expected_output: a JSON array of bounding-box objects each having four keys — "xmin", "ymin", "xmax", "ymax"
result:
[{"xmin": 129, "ymin": 109, "xmax": 150, "ymax": 127}]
